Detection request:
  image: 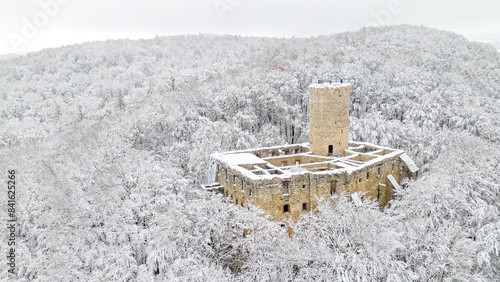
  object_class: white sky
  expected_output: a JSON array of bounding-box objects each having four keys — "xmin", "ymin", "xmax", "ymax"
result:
[{"xmin": 1, "ymin": 0, "xmax": 499, "ymax": 54}]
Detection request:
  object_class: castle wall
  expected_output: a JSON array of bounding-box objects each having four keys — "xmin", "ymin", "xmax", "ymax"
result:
[
  {"xmin": 215, "ymin": 152, "xmax": 410, "ymax": 222},
  {"xmin": 263, "ymin": 154, "xmax": 331, "ymax": 167},
  {"xmin": 309, "ymin": 84, "xmax": 351, "ymax": 156},
  {"xmin": 208, "ymin": 81, "xmax": 418, "ymax": 223}
]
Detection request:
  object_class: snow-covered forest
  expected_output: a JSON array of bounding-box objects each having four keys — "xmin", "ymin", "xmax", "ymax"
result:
[{"xmin": 1, "ymin": 25, "xmax": 499, "ymax": 280}]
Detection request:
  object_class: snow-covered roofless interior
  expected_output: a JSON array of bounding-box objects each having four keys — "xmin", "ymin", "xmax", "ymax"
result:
[
  {"xmin": 213, "ymin": 142, "xmax": 413, "ymax": 180},
  {"xmin": 206, "ymin": 82, "xmax": 418, "ymax": 222}
]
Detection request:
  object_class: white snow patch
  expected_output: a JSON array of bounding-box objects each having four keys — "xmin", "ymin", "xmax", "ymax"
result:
[
  {"xmin": 400, "ymin": 153, "xmax": 418, "ymax": 173},
  {"xmin": 309, "ymin": 82, "xmax": 351, "ymax": 89},
  {"xmin": 351, "ymin": 192, "xmax": 363, "ymax": 206},
  {"xmin": 387, "ymin": 174, "xmax": 401, "ymax": 190},
  {"xmin": 218, "ymin": 153, "xmax": 267, "ymax": 165},
  {"xmin": 286, "ymin": 166, "xmax": 309, "ymax": 173}
]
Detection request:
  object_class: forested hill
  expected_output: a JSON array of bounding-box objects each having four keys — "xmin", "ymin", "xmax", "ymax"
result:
[
  {"xmin": 1, "ymin": 25, "xmax": 499, "ymax": 178},
  {"xmin": 1, "ymin": 25, "xmax": 499, "ymax": 280}
]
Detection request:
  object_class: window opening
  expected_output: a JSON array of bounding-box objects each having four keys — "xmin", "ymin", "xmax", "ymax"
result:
[
  {"xmin": 233, "ymin": 175, "xmax": 236, "ymax": 192},
  {"xmin": 330, "ymin": 180, "xmax": 337, "ymax": 196},
  {"xmin": 302, "ymin": 203, "xmax": 307, "ymax": 211},
  {"xmin": 283, "ymin": 204, "xmax": 290, "ymax": 213},
  {"xmin": 283, "ymin": 181, "xmax": 290, "ymax": 195}
]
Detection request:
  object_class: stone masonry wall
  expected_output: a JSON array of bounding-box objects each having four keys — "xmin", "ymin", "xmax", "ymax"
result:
[
  {"xmin": 216, "ymin": 153, "xmax": 408, "ymax": 222},
  {"xmin": 309, "ymin": 84, "xmax": 351, "ymax": 156}
]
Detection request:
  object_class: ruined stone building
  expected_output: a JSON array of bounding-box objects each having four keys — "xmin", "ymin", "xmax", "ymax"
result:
[{"xmin": 205, "ymin": 82, "xmax": 418, "ymax": 222}]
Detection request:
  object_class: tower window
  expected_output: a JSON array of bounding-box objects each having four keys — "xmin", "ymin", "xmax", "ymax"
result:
[
  {"xmin": 283, "ymin": 204, "xmax": 290, "ymax": 213},
  {"xmin": 302, "ymin": 203, "xmax": 307, "ymax": 211},
  {"xmin": 328, "ymin": 145, "xmax": 333, "ymax": 156},
  {"xmin": 302, "ymin": 184, "xmax": 306, "ymax": 189}
]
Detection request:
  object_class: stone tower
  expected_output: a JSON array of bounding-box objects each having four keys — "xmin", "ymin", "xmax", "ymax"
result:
[{"xmin": 309, "ymin": 82, "xmax": 351, "ymax": 156}]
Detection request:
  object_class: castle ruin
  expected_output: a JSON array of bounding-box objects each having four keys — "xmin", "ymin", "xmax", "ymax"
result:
[{"xmin": 205, "ymin": 82, "xmax": 418, "ymax": 222}]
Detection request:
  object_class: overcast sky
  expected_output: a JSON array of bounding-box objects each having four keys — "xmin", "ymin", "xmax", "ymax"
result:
[{"xmin": 1, "ymin": 0, "xmax": 499, "ymax": 54}]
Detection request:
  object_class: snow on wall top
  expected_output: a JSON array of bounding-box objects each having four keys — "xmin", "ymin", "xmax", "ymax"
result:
[
  {"xmin": 308, "ymin": 82, "xmax": 351, "ymax": 89},
  {"xmin": 399, "ymin": 153, "xmax": 419, "ymax": 173},
  {"xmin": 387, "ymin": 174, "xmax": 402, "ymax": 190},
  {"xmin": 212, "ymin": 143, "xmax": 309, "ymax": 157},
  {"xmin": 218, "ymin": 153, "xmax": 267, "ymax": 165},
  {"xmin": 212, "ymin": 141, "xmax": 413, "ymax": 182}
]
